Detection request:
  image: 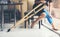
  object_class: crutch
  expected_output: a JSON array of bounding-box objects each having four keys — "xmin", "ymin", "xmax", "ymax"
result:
[{"xmin": 7, "ymin": 3, "xmax": 46, "ymax": 32}]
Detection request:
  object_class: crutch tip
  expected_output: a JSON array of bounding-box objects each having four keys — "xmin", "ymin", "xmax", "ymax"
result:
[{"xmin": 7, "ymin": 29, "xmax": 11, "ymax": 32}]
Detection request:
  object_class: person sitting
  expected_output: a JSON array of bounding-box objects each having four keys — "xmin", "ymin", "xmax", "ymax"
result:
[{"xmin": 31, "ymin": 0, "xmax": 58, "ymax": 30}]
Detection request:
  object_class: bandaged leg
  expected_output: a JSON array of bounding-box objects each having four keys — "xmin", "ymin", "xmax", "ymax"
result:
[{"xmin": 44, "ymin": 9, "xmax": 58, "ymax": 30}]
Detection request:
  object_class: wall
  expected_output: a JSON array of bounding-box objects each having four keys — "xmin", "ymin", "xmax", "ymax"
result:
[
  {"xmin": 27, "ymin": 0, "xmax": 35, "ymax": 10},
  {"xmin": 53, "ymin": 0, "xmax": 60, "ymax": 18},
  {"xmin": 53, "ymin": 0, "xmax": 60, "ymax": 8}
]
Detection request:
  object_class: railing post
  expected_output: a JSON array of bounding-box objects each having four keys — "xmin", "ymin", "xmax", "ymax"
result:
[{"xmin": 1, "ymin": 5, "xmax": 4, "ymax": 31}]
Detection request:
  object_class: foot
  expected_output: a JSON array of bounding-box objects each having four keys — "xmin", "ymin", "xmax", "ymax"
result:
[
  {"xmin": 31, "ymin": 26, "xmax": 34, "ymax": 29},
  {"xmin": 52, "ymin": 28, "xmax": 58, "ymax": 31}
]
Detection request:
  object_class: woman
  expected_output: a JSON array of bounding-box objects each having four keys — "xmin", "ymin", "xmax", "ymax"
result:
[{"xmin": 31, "ymin": 0, "xmax": 58, "ymax": 30}]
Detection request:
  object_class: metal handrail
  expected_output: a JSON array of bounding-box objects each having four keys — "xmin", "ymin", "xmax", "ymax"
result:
[
  {"xmin": 0, "ymin": 2, "xmax": 23, "ymax": 31},
  {"xmin": 0, "ymin": 3, "xmax": 23, "ymax": 5}
]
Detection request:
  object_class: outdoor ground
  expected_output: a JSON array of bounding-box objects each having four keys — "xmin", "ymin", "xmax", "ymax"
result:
[{"xmin": 0, "ymin": 18, "xmax": 60, "ymax": 37}]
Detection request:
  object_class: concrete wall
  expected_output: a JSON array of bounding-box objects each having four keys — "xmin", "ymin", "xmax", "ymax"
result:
[
  {"xmin": 53, "ymin": 0, "xmax": 60, "ymax": 18},
  {"xmin": 53, "ymin": 0, "xmax": 60, "ymax": 8}
]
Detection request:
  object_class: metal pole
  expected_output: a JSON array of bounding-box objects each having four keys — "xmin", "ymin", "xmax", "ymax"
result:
[
  {"xmin": 39, "ymin": 20, "xmax": 40, "ymax": 29},
  {"xmin": 41, "ymin": 24, "xmax": 60, "ymax": 37},
  {"xmin": 1, "ymin": 5, "xmax": 4, "ymax": 31},
  {"xmin": 14, "ymin": 5, "xmax": 16, "ymax": 26},
  {"xmin": 19, "ymin": 0, "xmax": 22, "ymax": 17}
]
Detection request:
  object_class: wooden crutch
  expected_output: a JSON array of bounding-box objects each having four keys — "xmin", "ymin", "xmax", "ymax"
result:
[{"xmin": 7, "ymin": 3, "xmax": 46, "ymax": 32}]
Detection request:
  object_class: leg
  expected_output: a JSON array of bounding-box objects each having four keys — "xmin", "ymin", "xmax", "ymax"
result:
[
  {"xmin": 46, "ymin": 15, "xmax": 58, "ymax": 30},
  {"xmin": 25, "ymin": 19, "xmax": 29, "ymax": 28},
  {"xmin": 44, "ymin": 9, "xmax": 58, "ymax": 30},
  {"xmin": 31, "ymin": 13, "xmax": 45, "ymax": 28}
]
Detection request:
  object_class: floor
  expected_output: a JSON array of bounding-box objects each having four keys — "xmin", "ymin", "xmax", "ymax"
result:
[{"xmin": 0, "ymin": 18, "xmax": 60, "ymax": 37}]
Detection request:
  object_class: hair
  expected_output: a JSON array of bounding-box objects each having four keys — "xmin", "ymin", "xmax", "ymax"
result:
[
  {"xmin": 35, "ymin": 0, "xmax": 45, "ymax": 2},
  {"xmin": 7, "ymin": 0, "xmax": 11, "ymax": 3},
  {"xmin": 35, "ymin": 0, "xmax": 45, "ymax": 4},
  {"xmin": 35, "ymin": 0, "xmax": 40, "ymax": 4}
]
